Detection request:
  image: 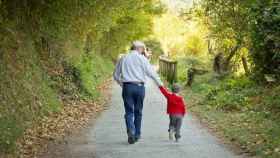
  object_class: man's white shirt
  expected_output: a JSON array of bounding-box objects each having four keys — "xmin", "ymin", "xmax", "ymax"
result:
[{"xmin": 113, "ymin": 50, "xmax": 163, "ymax": 86}]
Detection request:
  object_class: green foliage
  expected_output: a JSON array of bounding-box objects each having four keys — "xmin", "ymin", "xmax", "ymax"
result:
[
  {"xmin": 185, "ymin": 34, "xmax": 207, "ymax": 55},
  {"xmin": 176, "ymin": 55, "xmax": 211, "ymax": 83},
  {"xmin": 203, "ymin": 77, "xmax": 257, "ymax": 111},
  {"xmin": 0, "ymin": 0, "xmax": 164, "ymax": 154},
  {"xmin": 98, "ymin": 10, "xmax": 156, "ymax": 59},
  {"xmin": 177, "ymin": 59, "xmax": 188, "ymax": 82},
  {"xmin": 76, "ymin": 54, "xmax": 113, "ymax": 98},
  {"xmin": 262, "ymin": 86, "xmax": 280, "ymax": 112},
  {"xmin": 178, "ymin": 0, "xmax": 280, "ymax": 152},
  {"xmin": 183, "ymin": 72, "xmax": 280, "ymax": 157},
  {"xmin": 192, "ymin": 0, "xmax": 280, "ymax": 81},
  {"xmin": 186, "ymin": 70, "xmax": 279, "ymax": 114},
  {"xmin": 144, "ymin": 38, "xmax": 164, "ymax": 63},
  {"xmin": 0, "ymin": 39, "xmax": 61, "ymax": 152},
  {"xmin": 249, "ymin": 1, "xmax": 280, "ymax": 80}
]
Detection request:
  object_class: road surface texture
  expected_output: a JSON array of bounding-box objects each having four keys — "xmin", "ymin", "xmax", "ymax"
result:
[{"xmin": 41, "ymin": 79, "xmax": 245, "ymax": 158}]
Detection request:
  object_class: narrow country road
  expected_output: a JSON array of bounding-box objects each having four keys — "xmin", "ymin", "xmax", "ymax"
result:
[{"xmin": 41, "ymin": 79, "xmax": 245, "ymax": 158}]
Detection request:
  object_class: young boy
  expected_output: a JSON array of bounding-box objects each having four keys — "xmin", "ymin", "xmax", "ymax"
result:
[{"xmin": 159, "ymin": 84, "xmax": 186, "ymax": 142}]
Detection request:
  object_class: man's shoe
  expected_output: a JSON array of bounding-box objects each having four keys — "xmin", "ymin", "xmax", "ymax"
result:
[
  {"xmin": 128, "ymin": 137, "xmax": 136, "ymax": 144},
  {"xmin": 135, "ymin": 136, "xmax": 141, "ymax": 142}
]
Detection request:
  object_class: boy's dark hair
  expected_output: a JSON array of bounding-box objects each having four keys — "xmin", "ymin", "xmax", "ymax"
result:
[{"xmin": 171, "ymin": 83, "xmax": 181, "ymax": 93}]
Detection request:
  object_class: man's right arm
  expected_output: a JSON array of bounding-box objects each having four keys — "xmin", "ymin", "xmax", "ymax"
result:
[{"xmin": 113, "ymin": 57, "xmax": 123, "ymax": 86}]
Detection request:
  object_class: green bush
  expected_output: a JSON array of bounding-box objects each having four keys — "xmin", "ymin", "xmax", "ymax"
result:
[
  {"xmin": 262, "ymin": 86, "xmax": 280, "ymax": 112},
  {"xmin": 176, "ymin": 56, "xmax": 210, "ymax": 83},
  {"xmin": 76, "ymin": 54, "xmax": 113, "ymax": 99},
  {"xmin": 202, "ymin": 76, "xmax": 257, "ymax": 111},
  {"xmin": 144, "ymin": 38, "xmax": 164, "ymax": 63}
]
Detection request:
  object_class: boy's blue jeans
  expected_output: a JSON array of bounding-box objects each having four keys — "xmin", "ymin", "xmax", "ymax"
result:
[{"xmin": 122, "ymin": 83, "xmax": 145, "ymax": 139}]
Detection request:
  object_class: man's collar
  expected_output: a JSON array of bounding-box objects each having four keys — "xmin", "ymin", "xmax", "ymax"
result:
[{"xmin": 131, "ymin": 50, "xmax": 140, "ymax": 54}]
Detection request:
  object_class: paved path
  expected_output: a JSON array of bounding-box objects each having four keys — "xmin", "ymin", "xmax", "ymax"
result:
[
  {"xmin": 41, "ymin": 79, "xmax": 244, "ymax": 158},
  {"xmin": 92, "ymin": 80, "xmax": 243, "ymax": 158}
]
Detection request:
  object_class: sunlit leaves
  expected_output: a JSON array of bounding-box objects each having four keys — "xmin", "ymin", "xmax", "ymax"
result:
[
  {"xmin": 193, "ymin": 0, "xmax": 280, "ymax": 80},
  {"xmin": 153, "ymin": 12, "xmax": 189, "ymax": 56}
]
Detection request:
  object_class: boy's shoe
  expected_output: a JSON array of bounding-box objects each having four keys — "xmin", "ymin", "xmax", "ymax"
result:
[
  {"xmin": 128, "ymin": 136, "xmax": 136, "ymax": 144},
  {"xmin": 175, "ymin": 135, "xmax": 181, "ymax": 142},
  {"xmin": 169, "ymin": 131, "xmax": 174, "ymax": 141}
]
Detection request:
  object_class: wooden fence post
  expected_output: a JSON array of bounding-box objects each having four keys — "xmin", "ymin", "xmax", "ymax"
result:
[{"xmin": 159, "ymin": 56, "xmax": 178, "ymax": 84}]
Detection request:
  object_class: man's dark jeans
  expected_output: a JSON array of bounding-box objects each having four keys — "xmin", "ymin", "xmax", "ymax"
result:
[{"xmin": 122, "ymin": 83, "xmax": 145, "ymax": 139}]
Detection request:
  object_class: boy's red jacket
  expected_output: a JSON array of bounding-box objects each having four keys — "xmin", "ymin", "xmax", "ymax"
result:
[{"xmin": 159, "ymin": 86, "xmax": 186, "ymax": 115}]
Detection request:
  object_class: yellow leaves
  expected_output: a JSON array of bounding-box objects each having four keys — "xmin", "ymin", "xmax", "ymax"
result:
[
  {"xmin": 16, "ymin": 80, "xmax": 112, "ymax": 158},
  {"xmin": 153, "ymin": 12, "xmax": 188, "ymax": 55},
  {"xmin": 153, "ymin": 10, "xmax": 209, "ymax": 57},
  {"xmin": 185, "ymin": 34, "xmax": 207, "ymax": 55}
]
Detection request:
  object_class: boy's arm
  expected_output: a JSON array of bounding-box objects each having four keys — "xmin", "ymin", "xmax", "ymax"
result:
[{"xmin": 159, "ymin": 86, "xmax": 172, "ymax": 98}]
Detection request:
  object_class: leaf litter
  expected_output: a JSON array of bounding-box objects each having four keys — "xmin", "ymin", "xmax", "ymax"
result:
[{"xmin": 13, "ymin": 79, "xmax": 112, "ymax": 158}]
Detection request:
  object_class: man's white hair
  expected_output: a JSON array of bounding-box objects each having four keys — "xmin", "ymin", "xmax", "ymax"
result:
[{"xmin": 132, "ymin": 41, "xmax": 146, "ymax": 48}]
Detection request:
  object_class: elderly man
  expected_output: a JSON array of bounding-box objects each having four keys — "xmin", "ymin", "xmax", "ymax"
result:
[{"xmin": 113, "ymin": 41, "xmax": 163, "ymax": 144}]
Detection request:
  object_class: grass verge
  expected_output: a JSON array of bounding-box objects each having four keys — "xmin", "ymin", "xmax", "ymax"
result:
[{"xmin": 183, "ymin": 73, "xmax": 280, "ymax": 158}]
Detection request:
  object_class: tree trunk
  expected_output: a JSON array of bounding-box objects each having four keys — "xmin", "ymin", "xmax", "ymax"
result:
[
  {"xmin": 207, "ymin": 39, "xmax": 213, "ymax": 54},
  {"xmin": 213, "ymin": 53, "xmax": 223, "ymax": 74},
  {"xmin": 186, "ymin": 68, "xmax": 195, "ymax": 87},
  {"xmin": 241, "ymin": 55, "xmax": 249, "ymax": 75},
  {"xmin": 224, "ymin": 44, "xmax": 240, "ymax": 71}
]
